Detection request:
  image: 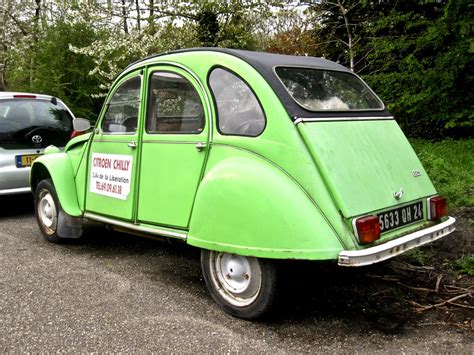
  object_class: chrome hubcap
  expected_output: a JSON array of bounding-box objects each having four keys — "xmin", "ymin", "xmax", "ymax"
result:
[
  {"xmin": 38, "ymin": 191, "xmax": 57, "ymax": 235},
  {"xmin": 210, "ymin": 252, "xmax": 262, "ymax": 307}
]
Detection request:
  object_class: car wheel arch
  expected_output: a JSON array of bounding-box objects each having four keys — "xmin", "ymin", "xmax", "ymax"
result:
[
  {"xmin": 187, "ymin": 152, "xmax": 343, "ymax": 260},
  {"xmin": 30, "ymin": 163, "xmax": 51, "ymax": 193},
  {"xmin": 30, "ymin": 155, "xmax": 82, "ymax": 217}
]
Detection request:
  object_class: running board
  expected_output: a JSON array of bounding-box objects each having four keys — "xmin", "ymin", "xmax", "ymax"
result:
[{"xmin": 83, "ymin": 212, "xmax": 188, "ymax": 241}]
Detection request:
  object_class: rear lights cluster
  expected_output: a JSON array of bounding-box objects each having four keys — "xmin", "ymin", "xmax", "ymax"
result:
[
  {"xmin": 70, "ymin": 130, "xmax": 85, "ymax": 139},
  {"xmin": 428, "ymin": 195, "xmax": 447, "ymax": 220},
  {"xmin": 353, "ymin": 195, "xmax": 448, "ymax": 245},
  {"xmin": 354, "ymin": 215, "xmax": 380, "ymax": 244}
]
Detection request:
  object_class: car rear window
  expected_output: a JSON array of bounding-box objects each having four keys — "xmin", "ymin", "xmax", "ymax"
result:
[
  {"xmin": 0, "ymin": 99, "xmax": 73, "ymax": 132},
  {"xmin": 0, "ymin": 99, "xmax": 73, "ymax": 149},
  {"xmin": 275, "ymin": 67, "xmax": 384, "ymax": 111}
]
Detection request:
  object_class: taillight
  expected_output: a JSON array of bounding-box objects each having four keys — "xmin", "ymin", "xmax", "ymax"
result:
[
  {"xmin": 354, "ymin": 215, "xmax": 381, "ymax": 244},
  {"xmin": 70, "ymin": 130, "xmax": 84, "ymax": 139},
  {"xmin": 13, "ymin": 94, "xmax": 36, "ymax": 99},
  {"xmin": 429, "ymin": 195, "xmax": 447, "ymax": 220}
]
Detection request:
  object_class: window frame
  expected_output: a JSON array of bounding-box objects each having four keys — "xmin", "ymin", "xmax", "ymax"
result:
[
  {"xmin": 207, "ymin": 66, "xmax": 267, "ymax": 138},
  {"xmin": 145, "ymin": 70, "xmax": 206, "ymax": 135},
  {"xmin": 273, "ymin": 65, "xmax": 386, "ymax": 113},
  {"xmin": 100, "ymin": 74, "xmax": 142, "ymax": 135}
]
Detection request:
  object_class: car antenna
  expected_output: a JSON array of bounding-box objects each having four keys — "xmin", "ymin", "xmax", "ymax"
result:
[{"xmin": 51, "ymin": 97, "xmax": 57, "ymax": 105}]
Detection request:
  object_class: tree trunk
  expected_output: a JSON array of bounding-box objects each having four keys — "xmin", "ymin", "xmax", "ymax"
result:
[
  {"xmin": 33, "ymin": 0, "xmax": 41, "ymax": 41},
  {"xmin": 121, "ymin": 0, "xmax": 129, "ymax": 34},
  {"xmin": 337, "ymin": 0, "xmax": 354, "ymax": 72},
  {"xmin": 148, "ymin": 0, "xmax": 155, "ymax": 34},
  {"xmin": 0, "ymin": 9, "xmax": 7, "ymax": 90},
  {"xmin": 136, "ymin": 0, "xmax": 141, "ymax": 32},
  {"xmin": 31, "ymin": 0, "xmax": 41, "ymax": 86}
]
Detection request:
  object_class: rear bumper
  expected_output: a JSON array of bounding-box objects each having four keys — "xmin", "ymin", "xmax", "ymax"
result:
[
  {"xmin": 338, "ymin": 217, "xmax": 456, "ymax": 267},
  {"xmin": 0, "ymin": 166, "xmax": 31, "ymax": 193},
  {"xmin": 1, "ymin": 147, "xmax": 44, "ymax": 194},
  {"xmin": 0, "ymin": 187, "xmax": 31, "ymax": 195}
]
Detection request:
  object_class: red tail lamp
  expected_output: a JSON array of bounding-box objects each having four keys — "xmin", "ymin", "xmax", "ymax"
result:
[
  {"xmin": 70, "ymin": 130, "xmax": 84, "ymax": 139},
  {"xmin": 354, "ymin": 215, "xmax": 381, "ymax": 244},
  {"xmin": 429, "ymin": 196, "xmax": 447, "ymax": 220}
]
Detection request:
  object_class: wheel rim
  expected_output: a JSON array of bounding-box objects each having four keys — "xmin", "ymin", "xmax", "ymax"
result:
[
  {"xmin": 209, "ymin": 251, "xmax": 262, "ymax": 307},
  {"xmin": 38, "ymin": 190, "xmax": 57, "ymax": 235}
]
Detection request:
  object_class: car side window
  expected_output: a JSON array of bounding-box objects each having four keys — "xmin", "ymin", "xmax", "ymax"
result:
[
  {"xmin": 146, "ymin": 72, "xmax": 204, "ymax": 134},
  {"xmin": 101, "ymin": 76, "xmax": 141, "ymax": 134},
  {"xmin": 209, "ymin": 68, "xmax": 265, "ymax": 137}
]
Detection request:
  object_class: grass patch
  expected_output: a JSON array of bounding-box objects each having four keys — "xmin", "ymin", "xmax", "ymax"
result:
[
  {"xmin": 403, "ymin": 249, "xmax": 430, "ymax": 266},
  {"xmin": 410, "ymin": 139, "xmax": 474, "ymax": 208},
  {"xmin": 454, "ymin": 255, "xmax": 474, "ymax": 276}
]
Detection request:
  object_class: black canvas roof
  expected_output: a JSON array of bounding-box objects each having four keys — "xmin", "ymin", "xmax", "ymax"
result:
[
  {"xmin": 221, "ymin": 48, "xmax": 349, "ymax": 71},
  {"xmin": 127, "ymin": 48, "xmax": 391, "ymax": 120}
]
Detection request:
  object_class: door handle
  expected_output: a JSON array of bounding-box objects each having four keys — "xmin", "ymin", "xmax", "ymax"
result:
[
  {"xmin": 195, "ymin": 142, "xmax": 207, "ymax": 152},
  {"xmin": 128, "ymin": 141, "xmax": 137, "ymax": 149}
]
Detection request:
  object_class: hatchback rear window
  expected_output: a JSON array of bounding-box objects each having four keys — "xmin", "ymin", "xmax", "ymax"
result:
[
  {"xmin": 0, "ymin": 99, "xmax": 73, "ymax": 149},
  {"xmin": 275, "ymin": 67, "xmax": 384, "ymax": 111},
  {"xmin": 0, "ymin": 99, "xmax": 73, "ymax": 133}
]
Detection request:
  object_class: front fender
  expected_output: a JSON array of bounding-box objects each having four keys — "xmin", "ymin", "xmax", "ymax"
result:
[
  {"xmin": 30, "ymin": 153, "xmax": 82, "ymax": 217},
  {"xmin": 187, "ymin": 152, "xmax": 343, "ymax": 260}
]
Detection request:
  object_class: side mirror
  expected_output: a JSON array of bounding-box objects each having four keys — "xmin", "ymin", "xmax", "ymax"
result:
[{"xmin": 73, "ymin": 118, "xmax": 91, "ymax": 132}]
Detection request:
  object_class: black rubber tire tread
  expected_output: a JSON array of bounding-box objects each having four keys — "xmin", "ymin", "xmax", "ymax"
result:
[
  {"xmin": 200, "ymin": 249, "xmax": 278, "ymax": 320},
  {"xmin": 34, "ymin": 178, "xmax": 64, "ymax": 243}
]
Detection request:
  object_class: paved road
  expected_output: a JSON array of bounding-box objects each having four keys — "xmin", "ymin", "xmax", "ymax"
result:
[{"xmin": 0, "ymin": 195, "xmax": 472, "ymax": 352}]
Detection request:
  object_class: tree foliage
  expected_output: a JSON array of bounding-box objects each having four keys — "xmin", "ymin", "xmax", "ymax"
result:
[
  {"xmin": 362, "ymin": 0, "xmax": 473, "ymax": 138},
  {"xmin": 0, "ymin": 0, "xmax": 472, "ymax": 137},
  {"xmin": 7, "ymin": 20, "xmax": 104, "ymax": 118},
  {"xmin": 262, "ymin": 6, "xmax": 318, "ymax": 55},
  {"xmin": 297, "ymin": 0, "xmax": 472, "ymax": 138}
]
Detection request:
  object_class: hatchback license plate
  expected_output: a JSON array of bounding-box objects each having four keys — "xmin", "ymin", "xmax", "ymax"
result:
[
  {"xmin": 377, "ymin": 201, "xmax": 423, "ymax": 233},
  {"xmin": 16, "ymin": 154, "xmax": 41, "ymax": 168}
]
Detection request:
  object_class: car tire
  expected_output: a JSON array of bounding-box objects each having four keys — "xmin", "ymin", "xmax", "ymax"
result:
[
  {"xmin": 34, "ymin": 179, "xmax": 67, "ymax": 243},
  {"xmin": 200, "ymin": 249, "xmax": 278, "ymax": 320}
]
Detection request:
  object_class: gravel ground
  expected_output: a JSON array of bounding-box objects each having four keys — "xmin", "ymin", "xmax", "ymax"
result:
[{"xmin": 0, "ymin": 195, "xmax": 472, "ymax": 352}]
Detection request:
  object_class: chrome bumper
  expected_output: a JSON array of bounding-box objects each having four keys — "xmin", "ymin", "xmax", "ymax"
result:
[{"xmin": 338, "ymin": 217, "xmax": 456, "ymax": 267}]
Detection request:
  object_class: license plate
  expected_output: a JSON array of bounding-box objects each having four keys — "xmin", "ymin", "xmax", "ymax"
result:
[
  {"xmin": 16, "ymin": 154, "xmax": 41, "ymax": 168},
  {"xmin": 377, "ymin": 201, "xmax": 423, "ymax": 233}
]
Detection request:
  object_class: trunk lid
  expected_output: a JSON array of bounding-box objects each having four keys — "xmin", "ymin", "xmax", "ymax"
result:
[{"xmin": 298, "ymin": 119, "xmax": 436, "ymax": 218}]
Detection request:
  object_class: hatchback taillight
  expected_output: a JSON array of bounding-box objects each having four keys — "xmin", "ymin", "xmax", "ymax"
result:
[
  {"xmin": 70, "ymin": 130, "xmax": 84, "ymax": 139},
  {"xmin": 354, "ymin": 215, "xmax": 381, "ymax": 244},
  {"xmin": 429, "ymin": 196, "xmax": 447, "ymax": 220}
]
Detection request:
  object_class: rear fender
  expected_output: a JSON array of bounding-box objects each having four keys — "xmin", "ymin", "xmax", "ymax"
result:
[
  {"xmin": 30, "ymin": 153, "xmax": 82, "ymax": 217},
  {"xmin": 187, "ymin": 153, "xmax": 343, "ymax": 260}
]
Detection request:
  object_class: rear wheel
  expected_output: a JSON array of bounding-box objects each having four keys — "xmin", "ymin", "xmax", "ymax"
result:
[
  {"xmin": 201, "ymin": 250, "xmax": 278, "ymax": 320},
  {"xmin": 34, "ymin": 179, "xmax": 64, "ymax": 243}
]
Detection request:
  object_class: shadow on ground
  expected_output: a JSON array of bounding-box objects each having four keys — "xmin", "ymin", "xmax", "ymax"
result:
[{"xmin": 0, "ymin": 194, "xmax": 34, "ymax": 217}]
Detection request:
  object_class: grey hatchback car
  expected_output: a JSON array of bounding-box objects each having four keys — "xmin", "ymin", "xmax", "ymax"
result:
[{"xmin": 0, "ymin": 92, "xmax": 76, "ymax": 195}]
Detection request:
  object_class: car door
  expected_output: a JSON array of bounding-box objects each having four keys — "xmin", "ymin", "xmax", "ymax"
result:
[
  {"xmin": 85, "ymin": 72, "xmax": 143, "ymax": 221},
  {"xmin": 137, "ymin": 66, "xmax": 210, "ymax": 228}
]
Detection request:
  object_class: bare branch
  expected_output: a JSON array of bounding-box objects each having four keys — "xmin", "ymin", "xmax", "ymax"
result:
[
  {"xmin": 415, "ymin": 293, "xmax": 471, "ymax": 313},
  {"xmin": 7, "ymin": 13, "xmax": 29, "ymax": 36}
]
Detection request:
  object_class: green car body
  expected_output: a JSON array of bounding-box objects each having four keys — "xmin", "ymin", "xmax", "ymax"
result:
[{"xmin": 30, "ymin": 49, "xmax": 455, "ymax": 319}]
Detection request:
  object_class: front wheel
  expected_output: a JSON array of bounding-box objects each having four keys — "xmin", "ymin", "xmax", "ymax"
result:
[
  {"xmin": 34, "ymin": 179, "xmax": 81, "ymax": 243},
  {"xmin": 200, "ymin": 250, "xmax": 278, "ymax": 320}
]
